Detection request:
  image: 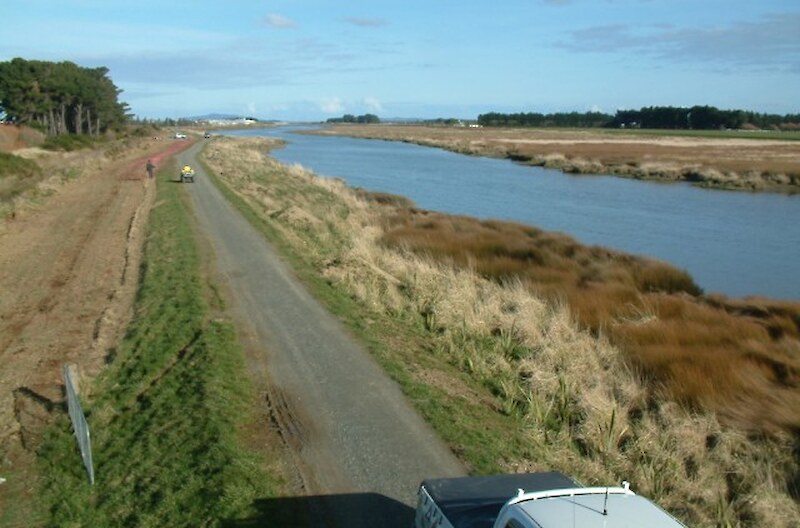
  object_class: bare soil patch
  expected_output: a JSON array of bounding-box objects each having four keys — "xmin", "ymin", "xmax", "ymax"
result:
[{"xmin": 0, "ymin": 125, "xmax": 45, "ymax": 152}]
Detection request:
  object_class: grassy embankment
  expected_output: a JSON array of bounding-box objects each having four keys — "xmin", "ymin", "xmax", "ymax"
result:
[
  {"xmin": 200, "ymin": 136, "xmax": 800, "ymax": 528},
  {"xmin": 0, "ymin": 129, "xmax": 161, "ymax": 220},
  {"xmin": 314, "ymin": 125, "xmax": 800, "ymax": 192},
  {"xmin": 36, "ymin": 162, "xmax": 288, "ymax": 526},
  {"xmin": 0, "ymin": 149, "xmax": 88, "ymax": 221},
  {"xmin": 0, "ymin": 151, "xmax": 42, "ymax": 206}
]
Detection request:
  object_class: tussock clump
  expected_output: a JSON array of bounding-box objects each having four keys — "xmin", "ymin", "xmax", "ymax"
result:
[
  {"xmin": 203, "ymin": 137, "xmax": 800, "ymax": 528},
  {"xmin": 378, "ymin": 209, "xmax": 800, "ymax": 437}
]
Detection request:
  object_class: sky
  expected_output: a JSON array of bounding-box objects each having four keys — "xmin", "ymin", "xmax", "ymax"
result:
[{"xmin": 2, "ymin": 0, "xmax": 799, "ymax": 121}]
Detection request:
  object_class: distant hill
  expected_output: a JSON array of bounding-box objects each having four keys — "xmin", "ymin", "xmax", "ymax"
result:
[{"xmin": 189, "ymin": 113, "xmax": 253, "ymax": 121}]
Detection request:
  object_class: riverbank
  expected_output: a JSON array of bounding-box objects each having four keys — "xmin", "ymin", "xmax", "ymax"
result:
[
  {"xmin": 200, "ymin": 136, "xmax": 800, "ymax": 527},
  {"xmin": 311, "ymin": 124, "xmax": 800, "ymax": 193}
]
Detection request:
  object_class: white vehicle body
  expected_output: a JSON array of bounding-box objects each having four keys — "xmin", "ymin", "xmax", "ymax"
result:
[{"xmin": 415, "ymin": 473, "xmax": 687, "ymax": 528}]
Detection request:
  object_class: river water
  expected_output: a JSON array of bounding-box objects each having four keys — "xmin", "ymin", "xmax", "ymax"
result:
[{"xmin": 225, "ymin": 127, "xmax": 800, "ymax": 300}]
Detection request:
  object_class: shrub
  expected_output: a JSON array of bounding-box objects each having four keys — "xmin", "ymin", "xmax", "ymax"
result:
[
  {"xmin": 632, "ymin": 260, "xmax": 703, "ymax": 295},
  {"xmin": 0, "ymin": 152, "xmax": 42, "ymax": 202},
  {"xmin": 0, "ymin": 151, "xmax": 40, "ymax": 180},
  {"xmin": 41, "ymin": 133, "xmax": 96, "ymax": 151}
]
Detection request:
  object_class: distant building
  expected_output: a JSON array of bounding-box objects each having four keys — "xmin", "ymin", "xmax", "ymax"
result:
[{"xmin": 202, "ymin": 117, "xmax": 260, "ymax": 127}]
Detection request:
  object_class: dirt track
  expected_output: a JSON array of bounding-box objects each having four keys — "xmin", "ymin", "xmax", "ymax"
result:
[{"xmin": 0, "ymin": 137, "xmax": 191, "ymax": 519}]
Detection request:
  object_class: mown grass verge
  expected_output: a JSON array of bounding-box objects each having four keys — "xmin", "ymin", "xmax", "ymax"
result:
[
  {"xmin": 200, "ymin": 137, "xmax": 800, "ymax": 528},
  {"xmin": 36, "ymin": 163, "xmax": 282, "ymax": 527}
]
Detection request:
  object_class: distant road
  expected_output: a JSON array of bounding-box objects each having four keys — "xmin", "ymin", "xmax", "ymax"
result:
[{"xmin": 177, "ymin": 142, "xmax": 465, "ymax": 527}]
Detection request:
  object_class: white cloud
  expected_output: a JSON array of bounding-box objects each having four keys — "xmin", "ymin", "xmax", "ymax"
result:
[
  {"xmin": 557, "ymin": 13, "xmax": 800, "ymax": 72},
  {"xmin": 246, "ymin": 102, "xmax": 257, "ymax": 115},
  {"xmin": 363, "ymin": 96, "xmax": 384, "ymax": 113},
  {"xmin": 319, "ymin": 97, "xmax": 344, "ymax": 113},
  {"xmin": 344, "ymin": 17, "xmax": 386, "ymax": 28},
  {"xmin": 263, "ymin": 14, "xmax": 296, "ymax": 29}
]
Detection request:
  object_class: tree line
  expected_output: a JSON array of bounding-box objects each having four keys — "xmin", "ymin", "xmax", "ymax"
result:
[
  {"xmin": 326, "ymin": 113, "xmax": 380, "ymax": 124},
  {"xmin": 478, "ymin": 111, "xmax": 612, "ymax": 128},
  {"xmin": 478, "ymin": 106, "xmax": 800, "ymax": 130},
  {"xmin": 0, "ymin": 58, "xmax": 129, "ymax": 136},
  {"xmin": 608, "ymin": 106, "xmax": 800, "ymax": 130}
]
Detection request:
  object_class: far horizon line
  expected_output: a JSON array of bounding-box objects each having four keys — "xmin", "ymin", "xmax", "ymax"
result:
[{"xmin": 133, "ymin": 104, "xmax": 800, "ymax": 125}]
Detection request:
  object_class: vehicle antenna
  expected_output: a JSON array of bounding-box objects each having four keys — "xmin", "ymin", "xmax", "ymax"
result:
[{"xmin": 603, "ymin": 487, "xmax": 609, "ymax": 516}]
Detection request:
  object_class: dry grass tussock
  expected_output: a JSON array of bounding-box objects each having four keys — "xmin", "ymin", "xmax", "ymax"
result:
[
  {"xmin": 202, "ymin": 137, "xmax": 800, "ymax": 527},
  {"xmin": 379, "ymin": 212, "xmax": 800, "ymax": 434}
]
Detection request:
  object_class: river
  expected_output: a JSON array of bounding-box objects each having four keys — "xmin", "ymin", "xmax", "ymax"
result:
[{"xmin": 224, "ymin": 126, "xmax": 800, "ymax": 300}]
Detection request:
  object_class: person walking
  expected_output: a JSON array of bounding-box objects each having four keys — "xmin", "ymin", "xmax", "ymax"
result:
[{"xmin": 146, "ymin": 159, "xmax": 155, "ymax": 178}]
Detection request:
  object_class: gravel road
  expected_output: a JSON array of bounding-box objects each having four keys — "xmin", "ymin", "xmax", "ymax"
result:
[{"xmin": 177, "ymin": 143, "xmax": 465, "ymax": 527}]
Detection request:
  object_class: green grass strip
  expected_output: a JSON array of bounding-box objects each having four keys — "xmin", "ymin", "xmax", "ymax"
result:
[{"xmin": 37, "ymin": 165, "xmax": 279, "ymax": 527}]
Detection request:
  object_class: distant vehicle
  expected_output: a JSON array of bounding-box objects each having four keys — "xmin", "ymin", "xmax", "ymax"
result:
[
  {"xmin": 203, "ymin": 132, "xmax": 211, "ymax": 138},
  {"xmin": 415, "ymin": 472, "xmax": 687, "ymax": 528},
  {"xmin": 180, "ymin": 165, "xmax": 195, "ymax": 183},
  {"xmin": 174, "ymin": 132, "xmax": 187, "ymax": 139}
]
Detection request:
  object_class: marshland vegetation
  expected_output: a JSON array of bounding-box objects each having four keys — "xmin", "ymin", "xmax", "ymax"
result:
[
  {"xmin": 201, "ymin": 136, "xmax": 800, "ymax": 527},
  {"xmin": 314, "ymin": 124, "xmax": 800, "ymax": 193}
]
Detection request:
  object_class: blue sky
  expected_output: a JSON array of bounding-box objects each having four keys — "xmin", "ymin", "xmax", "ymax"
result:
[{"xmin": 3, "ymin": 0, "xmax": 798, "ymax": 120}]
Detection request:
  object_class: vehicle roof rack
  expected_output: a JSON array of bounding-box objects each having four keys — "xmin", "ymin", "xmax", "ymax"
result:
[{"xmin": 508, "ymin": 481, "xmax": 634, "ymax": 506}]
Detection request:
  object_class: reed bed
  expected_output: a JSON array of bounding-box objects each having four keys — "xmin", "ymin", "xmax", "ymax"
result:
[{"xmin": 202, "ymin": 137, "xmax": 800, "ymax": 527}]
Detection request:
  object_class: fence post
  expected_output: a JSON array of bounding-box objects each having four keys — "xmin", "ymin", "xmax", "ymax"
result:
[{"xmin": 63, "ymin": 365, "xmax": 94, "ymax": 485}]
